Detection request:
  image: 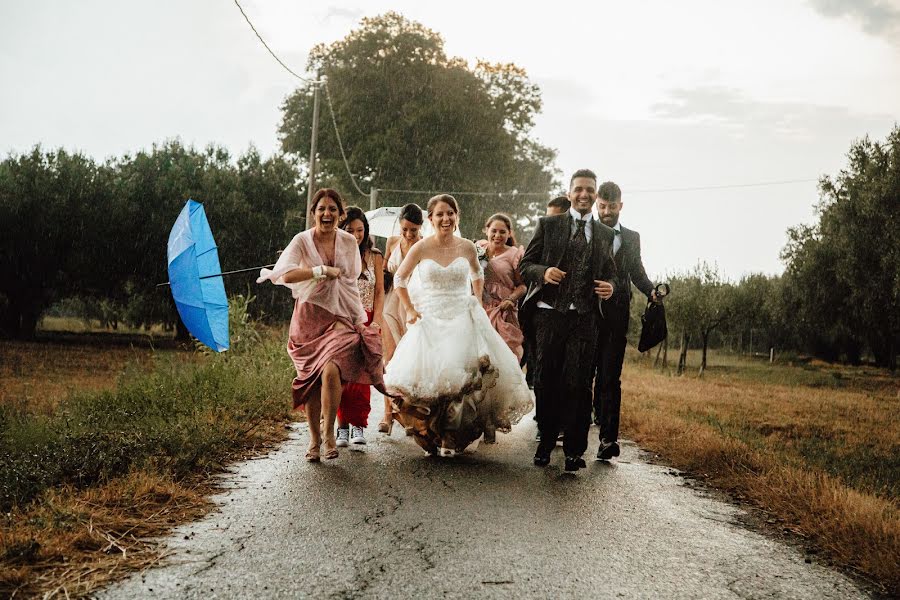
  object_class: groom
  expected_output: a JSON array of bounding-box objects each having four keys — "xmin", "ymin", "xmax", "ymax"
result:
[{"xmin": 520, "ymin": 169, "xmax": 617, "ymax": 472}]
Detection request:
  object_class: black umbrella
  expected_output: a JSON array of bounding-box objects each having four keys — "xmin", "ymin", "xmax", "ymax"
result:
[{"xmin": 638, "ymin": 283, "xmax": 671, "ymax": 353}]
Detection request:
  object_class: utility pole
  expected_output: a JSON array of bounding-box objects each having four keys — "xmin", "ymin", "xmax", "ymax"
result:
[
  {"xmin": 369, "ymin": 188, "xmax": 379, "ymax": 211},
  {"xmin": 305, "ymin": 78, "xmax": 322, "ymax": 227}
]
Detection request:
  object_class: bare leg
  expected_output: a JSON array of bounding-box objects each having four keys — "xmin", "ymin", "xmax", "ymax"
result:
[
  {"xmin": 321, "ymin": 361, "xmax": 343, "ymax": 459},
  {"xmin": 305, "ymin": 386, "xmax": 323, "ymax": 461},
  {"xmin": 379, "ymin": 395, "xmax": 394, "ymax": 433}
]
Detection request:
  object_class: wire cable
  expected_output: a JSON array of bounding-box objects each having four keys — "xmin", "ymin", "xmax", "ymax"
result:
[
  {"xmin": 323, "ymin": 79, "xmax": 370, "ymax": 196},
  {"xmin": 628, "ymin": 178, "xmax": 817, "ymax": 194},
  {"xmin": 234, "ymin": 0, "xmax": 317, "ymax": 83}
]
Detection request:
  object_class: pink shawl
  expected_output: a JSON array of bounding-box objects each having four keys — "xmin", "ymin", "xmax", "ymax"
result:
[{"xmin": 257, "ymin": 229, "xmax": 367, "ymax": 326}]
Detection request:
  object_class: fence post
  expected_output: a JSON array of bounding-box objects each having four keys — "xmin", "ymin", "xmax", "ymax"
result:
[
  {"xmin": 370, "ymin": 187, "xmax": 379, "ymax": 211},
  {"xmin": 770, "ymin": 347, "xmax": 774, "ymax": 363}
]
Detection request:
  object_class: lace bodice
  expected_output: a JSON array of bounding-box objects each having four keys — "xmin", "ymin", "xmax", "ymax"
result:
[
  {"xmin": 414, "ymin": 257, "xmax": 477, "ymax": 317},
  {"xmin": 357, "ymin": 252, "xmax": 376, "ymax": 311}
]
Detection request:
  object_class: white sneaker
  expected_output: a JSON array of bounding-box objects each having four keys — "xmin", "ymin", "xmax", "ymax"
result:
[
  {"xmin": 350, "ymin": 425, "xmax": 366, "ymax": 445},
  {"xmin": 335, "ymin": 427, "xmax": 350, "ymax": 447}
]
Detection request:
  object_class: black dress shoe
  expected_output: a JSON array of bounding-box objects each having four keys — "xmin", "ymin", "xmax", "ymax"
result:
[
  {"xmin": 534, "ymin": 447, "xmax": 552, "ymax": 466},
  {"xmin": 596, "ymin": 440, "xmax": 621, "ymax": 460},
  {"xmin": 564, "ymin": 456, "xmax": 585, "ymax": 472}
]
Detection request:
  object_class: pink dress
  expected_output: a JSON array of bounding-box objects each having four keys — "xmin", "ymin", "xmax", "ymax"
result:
[
  {"xmin": 258, "ymin": 229, "xmax": 385, "ymax": 409},
  {"xmin": 477, "ymin": 242, "xmax": 525, "ymax": 362}
]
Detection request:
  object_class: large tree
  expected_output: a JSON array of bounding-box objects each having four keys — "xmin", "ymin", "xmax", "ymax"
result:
[
  {"xmin": 279, "ymin": 12, "xmax": 558, "ymax": 238},
  {"xmin": 781, "ymin": 126, "xmax": 899, "ymax": 368}
]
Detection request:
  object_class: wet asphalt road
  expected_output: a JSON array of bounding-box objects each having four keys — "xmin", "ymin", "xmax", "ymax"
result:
[{"xmin": 101, "ymin": 392, "xmax": 868, "ymax": 599}]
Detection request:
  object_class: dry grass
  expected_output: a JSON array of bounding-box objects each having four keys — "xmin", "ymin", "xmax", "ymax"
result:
[
  {"xmin": 0, "ymin": 418, "xmax": 290, "ymax": 599},
  {"xmin": 622, "ymin": 351, "xmax": 899, "ymax": 594},
  {"xmin": 0, "ymin": 340, "xmax": 180, "ymax": 417},
  {"xmin": 0, "ymin": 331, "xmax": 294, "ymax": 598}
]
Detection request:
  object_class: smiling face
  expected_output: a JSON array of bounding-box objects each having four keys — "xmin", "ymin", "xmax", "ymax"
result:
[
  {"xmin": 312, "ymin": 196, "xmax": 342, "ymax": 233},
  {"xmin": 485, "ymin": 219, "xmax": 511, "ymax": 247},
  {"xmin": 568, "ymin": 176, "xmax": 597, "ymax": 216},
  {"xmin": 344, "ymin": 218, "xmax": 366, "ymax": 245},
  {"xmin": 429, "ymin": 200, "xmax": 458, "ymax": 235},
  {"xmin": 399, "ymin": 218, "xmax": 422, "ymax": 242}
]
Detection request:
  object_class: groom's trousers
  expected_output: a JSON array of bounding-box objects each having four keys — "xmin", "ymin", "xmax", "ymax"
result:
[{"xmin": 533, "ymin": 308, "xmax": 598, "ymax": 458}]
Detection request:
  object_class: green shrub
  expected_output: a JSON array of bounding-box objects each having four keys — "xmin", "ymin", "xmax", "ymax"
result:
[{"xmin": 0, "ymin": 328, "xmax": 294, "ymax": 511}]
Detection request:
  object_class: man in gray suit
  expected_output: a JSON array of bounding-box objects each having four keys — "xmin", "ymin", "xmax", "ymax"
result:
[{"xmin": 591, "ymin": 181, "xmax": 657, "ymax": 460}]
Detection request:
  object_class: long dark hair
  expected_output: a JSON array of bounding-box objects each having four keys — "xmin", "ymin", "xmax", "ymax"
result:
[
  {"xmin": 484, "ymin": 213, "xmax": 516, "ymax": 247},
  {"xmin": 399, "ymin": 202, "xmax": 424, "ymax": 225},
  {"xmin": 342, "ymin": 206, "xmax": 373, "ymax": 257}
]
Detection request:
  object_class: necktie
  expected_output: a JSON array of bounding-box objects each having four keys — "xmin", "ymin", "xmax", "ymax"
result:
[{"xmin": 574, "ymin": 219, "xmax": 587, "ymax": 241}]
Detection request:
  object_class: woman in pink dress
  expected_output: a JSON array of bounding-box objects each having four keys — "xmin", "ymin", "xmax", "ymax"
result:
[
  {"xmin": 335, "ymin": 206, "xmax": 385, "ymax": 448},
  {"xmin": 476, "ymin": 213, "xmax": 527, "ymax": 362},
  {"xmin": 257, "ymin": 189, "xmax": 385, "ymax": 462}
]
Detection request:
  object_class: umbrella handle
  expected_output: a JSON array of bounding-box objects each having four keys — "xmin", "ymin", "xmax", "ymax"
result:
[{"xmin": 156, "ymin": 264, "xmax": 276, "ymax": 288}]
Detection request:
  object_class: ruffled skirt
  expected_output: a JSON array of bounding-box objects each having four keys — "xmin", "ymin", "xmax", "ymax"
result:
[{"xmin": 384, "ymin": 295, "xmax": 533, "ymax": 453}]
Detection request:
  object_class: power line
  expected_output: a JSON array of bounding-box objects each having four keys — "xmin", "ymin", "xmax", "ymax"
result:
[
  {"xmin": 378, "ymin": 178, "xmax": 819, "ymax": 198},
  {"xmin": 628, "ymin": 178, "xmax": 818, "ymax": 194},
  {"xmin": 323, "ymin": 80, "xmax": 370, "ymax": 196},
  {"xmin": 233, "ymin": 2, "xmax": 819, "ymax": 201},
  {"xmin": 233, "ymin": 0, "xmax": 317, "ymax": 84},
  {"xmin": 378, "ymin": 188, "xmax": 550, "ymax": 197}
]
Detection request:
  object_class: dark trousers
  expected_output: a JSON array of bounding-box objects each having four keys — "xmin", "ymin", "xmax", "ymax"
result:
[
  {"xmin": 593, "ymin": 304, "xmax": 628, "ymax": 443},
  {"xmin": 534, "ymin": 308, "xmax": 598, "ymax": 458}
]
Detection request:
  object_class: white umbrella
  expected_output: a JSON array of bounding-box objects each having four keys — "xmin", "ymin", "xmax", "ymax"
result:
[{"xmin": 364, "ymin": 206, "xmax": 461, "ymax": 239}]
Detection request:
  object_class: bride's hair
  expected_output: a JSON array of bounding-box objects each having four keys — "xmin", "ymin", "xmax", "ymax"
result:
[
  {"xmin": 426, "ymin": 194, "xmax": 459, "ymax": 217},
  {"xmin": 484, "ymin": 213, "xmax": 516, "ymax": 247}
]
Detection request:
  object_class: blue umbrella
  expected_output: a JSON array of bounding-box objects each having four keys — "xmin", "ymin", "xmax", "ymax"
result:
[{"xmin": 167, "ymin": 199, "xmax": 229, "ymax": 352}]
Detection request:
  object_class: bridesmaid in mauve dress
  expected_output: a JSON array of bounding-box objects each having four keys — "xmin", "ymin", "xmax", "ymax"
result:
[
  {"xmin": 475, "ymin": 213, "xmax": 528, "ymax": 443},
  {"xmin": 476, "ymin": 213, "xmax": 527, "ymax": 362},
  {"xmin": 257, "ymin": 189, "xmax": 385, "ymax": 462},
  {"xmin": 378, "ymin": 202, "xmax": 423, "ymax": 433}
]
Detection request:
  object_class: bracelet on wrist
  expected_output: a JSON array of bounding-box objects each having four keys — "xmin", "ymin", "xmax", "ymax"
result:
[{"xmin": 312, "ymin": 265, "xmax": 326, "ymax": 280}]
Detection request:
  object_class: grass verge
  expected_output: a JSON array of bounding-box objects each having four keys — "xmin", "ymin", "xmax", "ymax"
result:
[
  {"xmin": 621, "ymin": 353, "xmax": 899, "ymax": 595},
  {"xmin": 0, "ymin": 319, "xmax": 295, "ymax": 597}
]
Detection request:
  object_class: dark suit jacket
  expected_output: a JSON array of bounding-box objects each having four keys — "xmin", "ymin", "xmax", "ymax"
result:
[
  {"xmin": 519, "ymin": 213, "xmax": 617, "ymax": 317},
  {"xmin": 611, "ymin": 225, "xmax": 654, "ymax": 304}
]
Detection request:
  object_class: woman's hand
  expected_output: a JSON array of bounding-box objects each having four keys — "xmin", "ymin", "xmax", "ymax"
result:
[
  {"xmin": 406, "ymin": 308, "xmax": 422, "ymax": 325},
  {"xmin": 498, "ymin": 299, "xmax": 516, "ymax": 312},
  {"xmin": 324, "ymin": 266, "xmax": 341, "ymax": 279}
]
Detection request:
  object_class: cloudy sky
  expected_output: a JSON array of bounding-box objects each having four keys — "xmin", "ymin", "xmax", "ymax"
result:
[{"xmin": 2, "ymin": 0, "xmax": 898, "ymax": 279}]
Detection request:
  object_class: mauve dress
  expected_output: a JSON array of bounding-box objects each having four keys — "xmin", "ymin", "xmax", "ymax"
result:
[
  {"xmin": 287, "ymin": 260, "xmax": 384, "ymax": 410},
  {"xmin": 478, "ymin": 243, "xmax": 526, "ymax": 362}
]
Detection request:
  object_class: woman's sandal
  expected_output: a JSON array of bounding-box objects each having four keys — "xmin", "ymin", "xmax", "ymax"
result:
[
  {"xmin": 323, "ymin": 440, "xmax": 339, "ymax": 460},
  {"xmin": 305, "ymin": 443, "xmax": 321, "ymax": 462},
  {"xmin": 377, "ymin": 419, "xmax": 394, "ymax": 434}
]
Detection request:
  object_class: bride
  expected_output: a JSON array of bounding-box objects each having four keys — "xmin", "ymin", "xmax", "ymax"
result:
[{"xmin": 384, "ymin": 194, "xmax": 533, "ymax": 457}]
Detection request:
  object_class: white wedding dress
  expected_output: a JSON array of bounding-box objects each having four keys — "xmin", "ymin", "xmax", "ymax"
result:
[{"xmin": 384, "ymin": 256, "xmax": 533, "ymax": 455}]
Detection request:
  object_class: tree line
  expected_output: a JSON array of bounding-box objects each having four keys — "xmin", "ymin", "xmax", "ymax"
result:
[
  {"xmin": 639, "ymin": 126, "xmax": 898, "ymax": 371},
  {"xmin": 0, "ymin": 13, "xmax": 557, "ymax": 339},
  {"xmin": 1, "ymin": 12, "xmax": 895, "ymax": 370}
]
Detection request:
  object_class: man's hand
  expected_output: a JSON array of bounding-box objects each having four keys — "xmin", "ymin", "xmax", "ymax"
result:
[
  {"xmin": 543, "ymin": 267, "xmax": 566, "ymax": 285},
  {"xmin": 594, "ymin": 280, "xmax": 614, "ymax": 300},
  {"xmin": 650, "ymin": 290, "xmax": 661, "ymax": 304}
]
